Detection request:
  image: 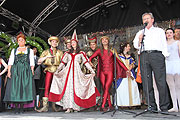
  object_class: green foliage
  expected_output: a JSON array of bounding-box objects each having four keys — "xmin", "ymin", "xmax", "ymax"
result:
[
  {"xmin": 0, "ymin": 32, "xmax": 48, "ymax": 58},
  {"xmin": 27, "ymin": 36, "xmax": 49, "ymax": 50}
]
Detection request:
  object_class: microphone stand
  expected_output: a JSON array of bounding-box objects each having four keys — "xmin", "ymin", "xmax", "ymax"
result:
[
  {"xmin": 133, "ymin": 24, "xmax": 177, "ymax": 118},
  {"xmin": 102, "ymin": 35, "xmax": 136, "ymax": 116}
]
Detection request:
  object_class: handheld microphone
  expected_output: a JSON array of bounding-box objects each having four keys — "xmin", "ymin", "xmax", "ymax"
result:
[{"xmin": 144, "ymin": 22, "xmax": 148, "ymax": 27}]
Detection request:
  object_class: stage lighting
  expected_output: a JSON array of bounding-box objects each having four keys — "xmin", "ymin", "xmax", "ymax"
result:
[
  {"xmin": 118, "ymin": 0, "xmax": 128, "ymax": 9},
  {"xmin": 164, "ymin": 0, "xmax": 175, "ymax": 5},
  {"xmin": 99, "ymin": 5, "xmax": 109, "ymax": 18},
  {"xmin": 144, "ymin": 0, "xmax": 154, "ymax": 6},
  {"xmin": 57, "ymin": 0, "xmax": 69, "ymax": 12}
]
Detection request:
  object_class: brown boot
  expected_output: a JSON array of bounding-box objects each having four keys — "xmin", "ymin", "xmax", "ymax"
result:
[
  {"xmin": 52, "ymin": 102, "xmax": 62, "ymax": 112},
  {"xmin": 35, "ymin": 97, "xmax": 48, "ymax": 112}
]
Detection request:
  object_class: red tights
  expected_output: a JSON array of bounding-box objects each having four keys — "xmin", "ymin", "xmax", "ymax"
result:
[
  {"xmin": 44, "ymin": 71, "xmax": 53, "ymax": 97},
  {"xmin": 100, "ymin": 71, "xmax": 113, "ymax": 108}
]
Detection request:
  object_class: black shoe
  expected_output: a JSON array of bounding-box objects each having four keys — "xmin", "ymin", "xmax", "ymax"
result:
[
  {"xmin": 149, "ymin": 106, "xmax": 157, "ymax": 111},
  {"xmin": 161, "ymin": 109, "xmax": 168, "ymax": 113}
]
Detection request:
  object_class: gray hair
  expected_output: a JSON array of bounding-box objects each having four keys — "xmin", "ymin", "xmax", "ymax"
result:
[{"xmin": 142, "ymin": 12, "xmax": 154, "ymax": 20}]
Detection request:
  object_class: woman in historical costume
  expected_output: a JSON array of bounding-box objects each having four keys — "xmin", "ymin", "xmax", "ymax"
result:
[
  {"xmin": 49, "ymin": 30, "xmax": 99, "ymax": 113},
  {"xmin": 0, "ymin": 55, "xmax": 8, "ymax": 112},
  {"xmin": 165, "ymin": 28, "xmax": 180, "ymax": 112},
  {"xmin": 89, "ymin": 36, "xmax": 129, "ymax": 112},
  {"xmin": 116, "ymin": 42, "xmax": 140, "ymax": 107},
  {"xmin": 3, "ymin": 33, "xmax": 35, "ymax": 114}
]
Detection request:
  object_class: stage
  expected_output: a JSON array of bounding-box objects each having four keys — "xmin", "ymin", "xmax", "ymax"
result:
[{"xmin": 0, "ymin": 108, "xmax": 179, "ymax": 120}]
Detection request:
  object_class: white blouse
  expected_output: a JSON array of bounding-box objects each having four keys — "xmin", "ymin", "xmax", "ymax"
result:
[{"xmin": 8, "ymin": 47, "xmax": 35, "ymax": 66}]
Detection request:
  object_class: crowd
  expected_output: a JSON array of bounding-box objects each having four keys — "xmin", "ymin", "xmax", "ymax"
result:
[{"xmin": 0, "ymin": 12, "xmax": 180, "ymax": 114}]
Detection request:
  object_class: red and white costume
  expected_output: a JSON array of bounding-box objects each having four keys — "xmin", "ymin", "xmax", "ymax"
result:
[{"xmin": 49, "ymin": 51, "xmax": 100, "ymax": 111}]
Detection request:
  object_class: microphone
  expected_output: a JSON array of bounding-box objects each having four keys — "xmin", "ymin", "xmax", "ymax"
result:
[{"xmin": 144, "ymin": 22, "xmax": 148, "ymax": 27}]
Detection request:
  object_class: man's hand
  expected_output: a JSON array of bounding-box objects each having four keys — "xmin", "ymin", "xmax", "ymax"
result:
[{"xmin": 89, "ymin": 62, "xmax": 94, "ymax": 68}]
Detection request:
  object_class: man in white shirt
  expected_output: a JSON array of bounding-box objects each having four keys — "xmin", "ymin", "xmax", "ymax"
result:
[{"xmin": 133, "ymin": 13, "xmax": 170, "ymax": 112}]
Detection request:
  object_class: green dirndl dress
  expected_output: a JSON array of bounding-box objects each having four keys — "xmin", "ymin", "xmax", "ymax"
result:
[{"xmin": 4, "ymin": 48, "xmax": 35, "ymax": 103}]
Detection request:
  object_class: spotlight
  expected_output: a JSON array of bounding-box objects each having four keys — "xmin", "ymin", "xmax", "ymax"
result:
[
  {"xmin": 164, "ymin": 0, "xmax": 175, "ymax": 5},
  {"xmin": 99, "ymin": 5, "xmax": 109, "ymax": 18},
  {"xmin": 118, "ymin": 0, "xmax": 128, "ymax": 9},
  {"xmin": 144, "ymin": 0, "xmax": 154, "ymax": 6},
  {"xmin": 57, "ymin": 0, "xmax": 69, "ymax": 12}
]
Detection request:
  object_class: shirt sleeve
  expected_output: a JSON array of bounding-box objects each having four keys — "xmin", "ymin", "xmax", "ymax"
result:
[
  {"xmin": 40, "ymin": 50, "xmax": 48, "ymax": 58},
  {"xmin": 8, "ymin": 49, "xmax": 15, "ymax": 65},
  {"xmin": 160, "ymin": 29, "xmax": 169, "ymax": 57},
  {"xmin": 133, "ymin": 30, "xmax": 142, "ymax": 50},
  {"xmin": 30, "ymin": 49, "xmax": 35, "ymax": 66}
]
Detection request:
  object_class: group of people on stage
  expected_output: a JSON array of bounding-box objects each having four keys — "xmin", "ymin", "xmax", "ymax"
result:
[{"xmin": 0, "ymin": 12, "xmax": 180, "ymax": 114}]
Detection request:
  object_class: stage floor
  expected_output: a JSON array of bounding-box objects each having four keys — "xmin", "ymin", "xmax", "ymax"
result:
[{"xmin": 0, "ymin": 108, "xmax": 179, "ymax": 120}]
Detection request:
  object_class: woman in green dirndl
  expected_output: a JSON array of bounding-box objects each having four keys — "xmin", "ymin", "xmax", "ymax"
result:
[{"xmin": 3, "ymin": 33, "xmax": 35, "ymax": 114}]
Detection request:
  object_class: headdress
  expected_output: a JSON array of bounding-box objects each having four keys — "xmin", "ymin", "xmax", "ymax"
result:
[
  {"xmin": 48, "ymin": 36, "xmax": 60, "ymax": 45},
  {"xmin": 100, "ymin": 36, "xmax": 109, "ymax": 41},
  {"xmin": 71, "ymin": 29, "xmax": 78, "ymax": 43},
  {"xmin": 88, "ymin": 36, "xmax": 97, "ymax": 43}
]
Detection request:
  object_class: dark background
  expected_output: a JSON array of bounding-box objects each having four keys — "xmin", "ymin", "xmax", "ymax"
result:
[{"xmin": 0, "ymin": 0, "xmax": 180, "ymax": 38}]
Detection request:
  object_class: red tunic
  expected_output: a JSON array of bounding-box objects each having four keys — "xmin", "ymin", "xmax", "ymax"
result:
[
  {"xmin": 89, "ymin": 48, "xmax": 128, "ymax": 79},
  {"xmin": 89, "ymin": 48, "xmax": 128, "ymax": 108}
]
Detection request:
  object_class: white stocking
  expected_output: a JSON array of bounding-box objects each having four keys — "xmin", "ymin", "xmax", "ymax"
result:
[
  {"xmin": 174, "ymin": 74, "xmax": 180, "ymax": 111},
  {"xmin": 166, "ymin": 74, "xmax": 178, "ymax": 112}
]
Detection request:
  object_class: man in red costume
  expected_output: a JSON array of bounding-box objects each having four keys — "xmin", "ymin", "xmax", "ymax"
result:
[{"xmin": 89, "ymin": 36, "xmax": 129, "ymax": 112}]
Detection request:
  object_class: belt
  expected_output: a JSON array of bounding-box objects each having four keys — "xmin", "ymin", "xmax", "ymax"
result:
[{"xmin": 142, "ymin": 50, "xmax": 162, "ymax": 53}]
